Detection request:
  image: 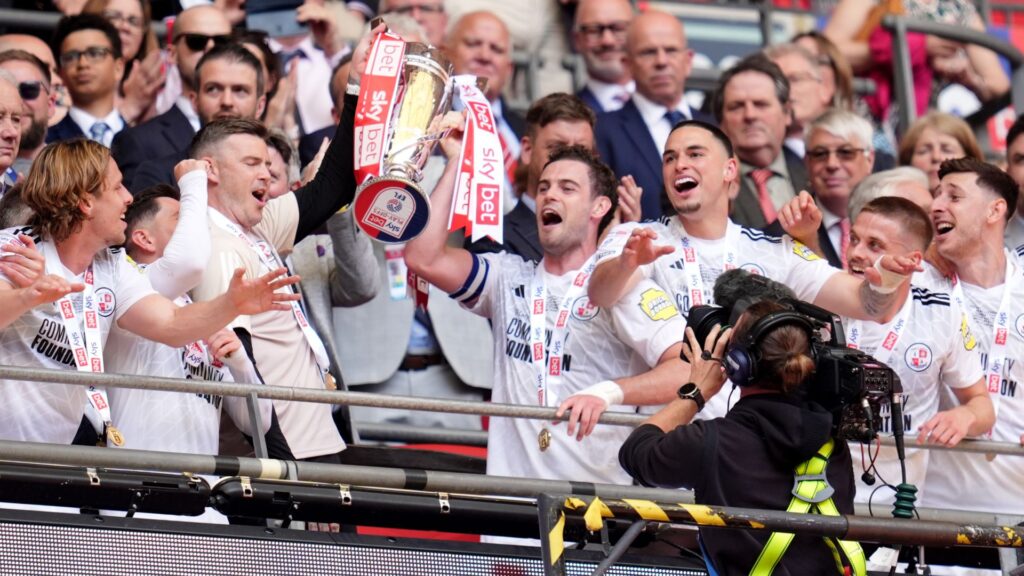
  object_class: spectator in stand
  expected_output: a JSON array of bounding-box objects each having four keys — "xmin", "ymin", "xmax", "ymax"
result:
[
  {"xmin": 379, "ymin": 0, "xmax": 446, "ymax": 47},
  {"xmin": 713, "ymin": 53, "xmax": 804, "ymax": 229},
  {"xmin": 572, "ymin": 0, "xmax": 634, "ymax": 114},
  {"xmin": 774, "ymin": 109, "xmax": 876, "ymax": 269},
  {"xmin": 898, "ymin": 111, "xmax": 983, "ymax": 192},
  {"xmin": 848, "ymin": 166, "xmax": 932, "ymax": 223},
  {"xmin": 235, "ymin": 31, "xmax": 285, "ymax": 139},
  {"xmin": 46, "ymin": 15, "xmax": 126, "ymax": 147},
  {"xmin": 0, "ymin": 182, "xmax": 29, "ymax": 228},
  {"xmin": 0, "ymin": 74, "xmax": 24, "ymax": 195},
  {"xmin": 792, "ymin": 31, "xmax": 855, "ymax": 112},
  {"xmin": 0, "ymin": 35, "xmax": 70, "ymax": 128},
  {"xmin": 763, "ymin": 43, "xmax": 830, "ymax": 159},
  {"xmin": 445, "ymin": 11, "xmax": 522, "ymax": 209},
  {"xmin": 132, "ymin": 43, "xmax": 265, "ymax": 191},
  {"xmin": 111, "ymin": 5, "xmax": 232, "ymax": 187},
  {"xmin": 0, "ymin": 51, "xmax": 54, "ymax": 177},
  {"xmin": 82, "ymin": 0, "xmax": 163, "ymax": 125},
  {"xmin": 1001, "ymin": 115, "xmax": 1024, "ymax": 255},
  {"xmin": 298, "ymin": 53, "xmax": 351, "ymax": 170},
  {"xmin": 595, "ymin": 10, "xmax": 712, "ymax": 222}
]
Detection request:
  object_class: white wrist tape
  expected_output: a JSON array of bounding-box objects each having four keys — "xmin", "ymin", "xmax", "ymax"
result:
[
  {"xmin": 573, "ymin": 380, "xmax": 624, "ymax": 407},
  {"xmin": 869, "ymin": 255, "xmax": 907, "ymax": 295}
]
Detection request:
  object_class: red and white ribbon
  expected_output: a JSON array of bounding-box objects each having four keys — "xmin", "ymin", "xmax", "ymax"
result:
[
  {"xmin": 450, "ymin": 75, "xmax": 503, "ymax": 244},
  {"xmin": 353, "ymin": 30, "xmax": 406, "ymax": 186}
]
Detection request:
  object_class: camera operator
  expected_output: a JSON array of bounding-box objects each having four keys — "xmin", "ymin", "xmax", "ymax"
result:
[{"xmin": 619, "ymin": 301, "xmax": 864, "ymax": 576}]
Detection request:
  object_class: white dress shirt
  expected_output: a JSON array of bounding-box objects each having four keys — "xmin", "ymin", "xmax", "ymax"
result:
[
  {"xmin": 68, "ymin": 106, "xmax": 124, "ymax": 148},
  {"xmin": 630, "ymin": 91, "xmax": 694, "ymax": 156},
  {"xmin": 270, "ymin": 35, "xmax": 349, "ymax": 136},
  {"xmin": 583, "ymin": 78, "xmax": 635, "ymax": 112}
]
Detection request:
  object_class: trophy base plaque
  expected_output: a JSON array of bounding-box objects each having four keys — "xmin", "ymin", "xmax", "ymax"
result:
[{"xmin": 352, "ymin": 175, "xmax": 432, "ymax": 243}]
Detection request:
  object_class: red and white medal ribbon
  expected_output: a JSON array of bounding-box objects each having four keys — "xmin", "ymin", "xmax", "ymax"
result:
[
  {"xmin": 846, "ymin": 295, "xmax": 913, "ymax": 366},
  {"xmin": 353, "ymin": 30, "xmax": 406, "ymax": 186},
  {"xmin": 449, "ymin": 75, "xmax": 503, "ymax": 244},
  {"xmin": 676, "ymin": 219, "xmax": 739, "ymax": 314},
  {"xmin": 207, "ymin": 209, "xmax": 330, "ymax": 374},
  {"xmin": 529, "ymin": 255, "xmax": 598, "ymax": 407}
]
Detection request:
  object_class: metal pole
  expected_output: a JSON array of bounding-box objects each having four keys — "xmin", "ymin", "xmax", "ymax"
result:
[
  {"xmin": 888, "ymin": 15, "xmax": 917, "ymax": 133},
  {"xmin": 246, "ymin": 391, "xmax": 267, "ymax": 459},
  {"xmin": 591, "ymin": 520, "xmax": 646, "ymax": 576},
  {"xmin": 355, "ymin": 421, "xmax": 488, "ymax": 446},
  {"xmin": 759, "ymin": 3, "xmax": 774, "ymax": 47}
]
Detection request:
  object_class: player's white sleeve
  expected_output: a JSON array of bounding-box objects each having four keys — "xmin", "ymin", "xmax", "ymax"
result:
[
  {"xmin": 146, "ymin": 170, "xmax": 210, "ymax": 298},
  {"xmin": 594, "ymin": 221, "xmax": 662, "ymax": 279},
  {"xmin": 113, "ymin": 251, "xmax": 157, "ymax": 322},
  {"xmin": 609, "ymin": 279, "xmax": 686, "ymax": 367},
  {"xmin": 449, "ymin": 252, "xmax": 506, "ymax": 318},
  {"xmin": 772, "ymin": 235, "xmax": 841, "ymax": 302},
  {"xmin": 941, "ymin": 298, "xmax": 985, "ymax": 390}
]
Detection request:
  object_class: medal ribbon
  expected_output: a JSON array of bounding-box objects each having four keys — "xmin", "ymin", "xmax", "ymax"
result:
[
  {"xmin": 353, "ymin": 30, "xmax": 406, "ymax": 186},
  {"xmin": 208, "ymin": 209, "xmax": 330, "ymax": 373},
  {"xmin": 676, "ymin": 220, "xmax": 740, "ymax": 314},
  {"xmin": 529, "ymin": 255, "xmax": 598, "ymax": 408},
  {"xmin": 450, "ymin": 76, "xmax": 503, "ymax": 244},
  {"xmin": 846, "ymin": 294, "xmax": 913, "ymax": 366}
]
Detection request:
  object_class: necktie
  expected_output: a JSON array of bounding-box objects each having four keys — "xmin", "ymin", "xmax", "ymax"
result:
[
  {"xmin": 613, "ymin": 90, "xmax": 630, "ymax": 105},
  {"xmin": 280, "ymin": 48, "xmax": 306, "ymax": 70},
  {"xmin": 749, "ymin": 168, "xmax": 778, "ymax": 223},
  {"xmin": 839, "ymin": 217, "xmax": 851, "ymax": 269},
  {"xmin": 89, "ymin": 122, "xmax": 110, "ymax": 146},
  {"xmin": 494, "ymin": 116, "xmax": 518, "ymax": 188},
  {"xmin": 665, "ymin": 109, "xmax": 686, "ymax": 127}
]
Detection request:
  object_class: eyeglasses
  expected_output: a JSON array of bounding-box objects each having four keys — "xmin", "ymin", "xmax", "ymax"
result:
[
  {"xmin": 103, "ymin": 9, "xmax": 144, "ymax": 29},
  {"xmin": 17, "ymin": 81, "xmax": 47, "ymax": 101},
  {"xmin": 59, "ymin": 46, "xmax": 114, "ymax": 67},
  {"xmin": 576, "ymin": 21, "xmax": 630, "ymax": 39},
  {"xmin": 384, "ymin": 3, "xmax": 443, "ymax": 16},
  {"xmin": 807, "ymin": 147, "xmax": 869, "ymax": 162},
  {"xmin": 176, "ymin": 33, "xmax": 233, "ymax": 52}
]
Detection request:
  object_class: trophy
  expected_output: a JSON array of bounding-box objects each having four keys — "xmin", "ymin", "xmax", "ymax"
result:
[{"xmin": 352, "ymin": 40, "xmax": 454, "ymax": 243}]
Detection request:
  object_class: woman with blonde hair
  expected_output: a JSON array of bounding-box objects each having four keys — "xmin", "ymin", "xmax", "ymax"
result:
[{"xmin": 898, "ymin": 111, "xmax": 983, "ymax": 190}]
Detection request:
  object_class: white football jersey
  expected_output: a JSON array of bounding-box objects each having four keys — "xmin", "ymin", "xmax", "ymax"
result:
[
  {"xmin": 453, "ymin": 252, "xmax": 685, "ymax": 485},
  {"xmin": 843, "ymin": 286, "xmax": 982, "ymax": 506},
  {"xmin": 918, "ymin": 257, "xmax": 1024, "ymax": 514},
  {"xmin": 0, "ymin": 227, "xmax": 154, "ymax": 443}
]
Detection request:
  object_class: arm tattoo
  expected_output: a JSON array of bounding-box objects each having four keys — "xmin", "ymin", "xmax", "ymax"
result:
[{"xmin": 858, "ymin": 281, "xmax": 897, "ymax": 319}]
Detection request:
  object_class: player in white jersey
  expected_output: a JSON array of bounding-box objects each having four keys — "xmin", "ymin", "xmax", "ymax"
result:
[
  {"xmin": 0, "ymin": 139, "xmax": 299, "ymax": 447},
  {"xmin": 916, "ymin": 158, "xmax": 1024, "ymax": 516},
  {"xmin": 406, "ymin": 136, "xmax": 689, "ymax": 488},
  {"xmin": 838, "ymin": 197, "xmax": 992, "ymax": 507},
  {"xmin": 105, "ymin": 169, "xmax": 272, "ymax": 455}
]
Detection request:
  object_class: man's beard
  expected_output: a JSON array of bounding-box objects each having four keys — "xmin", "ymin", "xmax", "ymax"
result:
[{"xmin": 20, "ymin": 118, "xmax": 46, "ymax": 151}]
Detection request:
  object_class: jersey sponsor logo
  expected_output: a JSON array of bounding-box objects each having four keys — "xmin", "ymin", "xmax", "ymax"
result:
[
  {"xmin": 95, "ymin": 287, "xmax": 115, "ymax": 317},
  {"xmin": 31, "ymin": 319, "xmax": 76, "ymax": 367},
  {"xmin": 639, "ymin": 288, "xmax": 678, "ymax": 321},
  {"xmin": 792, "ymin": 242, "xmax": 821, "ymax": 261},
  {"xmin": 960, "ymin": 313, "xmax": 977, "ymax": 351},
  {"xmin": 904, "ymin": 343, "xmax": 933, "ymax": 372},
  {"xmin": 571, "ymin": 296, "xmax": 599, "ymax": 321}
]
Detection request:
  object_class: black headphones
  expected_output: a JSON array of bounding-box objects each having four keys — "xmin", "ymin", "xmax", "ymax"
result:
[{"xmin": 724, "ymin": 310, "xmax": 817, "ymax": 387}]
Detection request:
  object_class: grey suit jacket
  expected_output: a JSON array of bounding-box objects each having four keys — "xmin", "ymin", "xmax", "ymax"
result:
[{"xmin": 732, "ymin": 147, "xmax": 808, "ymax": 229}]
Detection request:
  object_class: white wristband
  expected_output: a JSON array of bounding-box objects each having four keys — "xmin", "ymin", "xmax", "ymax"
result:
[
  {"xmin": 572, "ymin": 380, "xmax": 624, "ymax": 408},
  {"xmin": 869, "ymin": 255, "xmax": 907, "ymax": 295}
]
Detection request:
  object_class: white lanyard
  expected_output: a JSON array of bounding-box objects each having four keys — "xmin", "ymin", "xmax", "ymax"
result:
[
  {"xmin": 42, "ymin": 241, "xmax": 120, "ymax": 444},
  {"xmin": 952, "ymin": 255, "xmax": 1016, "ymax": 423},
  {"xmin": 846, "ymin": 293, "xmax": 913, "ymax": 366},
  {"xmin": 529, "ymin": 255, "xmax": 598, "ymax": 407},
  {"xmin": 676, "ymin": 220, "xmax": 739, "ymax": 311},
  {"xmin": 208, "ymin": 209, "xmax": 330, "ymax": 373}
]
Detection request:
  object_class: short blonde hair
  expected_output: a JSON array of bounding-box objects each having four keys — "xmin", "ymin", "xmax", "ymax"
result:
[
  {"xmin": 23, "ymin": 139, "xmax": 110, "ymax": 242},
  {"xmin": 898, "ymin": 112, "xmax": 983, "ymax": 167}
]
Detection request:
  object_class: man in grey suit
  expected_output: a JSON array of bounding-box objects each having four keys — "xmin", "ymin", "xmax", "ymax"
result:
[{"xmin": 713, "ymin": 53, "xmax": 807, "ymax": 229}]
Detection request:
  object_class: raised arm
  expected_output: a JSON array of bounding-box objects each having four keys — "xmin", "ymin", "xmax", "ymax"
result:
[
  {"xmin": 813, "ymin": 255, "xmax": 918, "ymax": 321},
  {"xmin": 146, "ymin": 162, "xmax": 211, "ymax": 298},
  {"xmin": 822, "ymin": 0, "xmax": 874, "ymax": 71},
  {"xmin": 588, "ymin": 227, "xmax": 672, "ymax": 308},
  {"xmin": 0, "ymin": 275, "xmax": 82, "ymax": 330}
]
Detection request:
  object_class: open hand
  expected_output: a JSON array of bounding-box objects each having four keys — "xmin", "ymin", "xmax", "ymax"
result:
[
  {"xmin": 23, "ymin": 273, "xmax": 83, "ymax": 307},
  {"xmin": 679, "ymin": 324, "xmax": 732, "ymax": 398},
  {"xmin": 227, "ymin": 267, "xmax": 302, "ymax": 315},
  {"xmin": 917, "ymin": 407, "xmax": 975, "ymax": 447},
  {"xmin": 0, "ymin": 234, "xmax": 44, "ymax": 288},
  {"xmin": 622, "ymin": 227, "xmax": 674, "ymax": 269},
  {"xmin": 556, "ymin": 394, "xmax": 607, "ymax": 441},
  {"xmin": 616, "ymin": 175, "xmax": 642, "ymax": 224},
  {"xmin": 297, "ymin": 1, "xmax": 342, "ymax": 58}
]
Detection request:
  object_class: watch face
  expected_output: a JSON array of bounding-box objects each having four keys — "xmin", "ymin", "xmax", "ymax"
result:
[{"xmin": 678, "ymin": 383, "xmax": 698, "ymax": 398}]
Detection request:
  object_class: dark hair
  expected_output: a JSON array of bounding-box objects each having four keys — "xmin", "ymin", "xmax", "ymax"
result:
[
  {"xmin": 123, "ymin": 183, "xmax": 179, "ymax": 255},
  {"xmin": 195, "ymin": 42, "xmax": 265, "ymax": 98},
  {"xmin": 232, "ymin": 29, "xmax": 279, "ymax": 98},
  {"xmin": 329, "ymin": 52, "xmax": 353, "ymax": 110},
  {"xmin": 52, "ymin": 13, "xmax": 123, "ymax": 61},
  {"xmin": 0, "ymin": 50, "xmax": 50, "ymax": 87},
  {"xmin": 669, "ymin": 119, "xmax": 735, "ymax": 157},
  {"xmin": 711, "ymin": 53, "xmax": 789, "ymax": 122},
  {"xmin": 190, "ymin": 117, "xmax": 269, "ymax": 159},
  {"xmin": 265, "ymin": 129, "xmax": 293, "ymax": 167},
  {"xmin": 525, "ymin": 92, "xmax": 596, "ymax": 140},
  {"xmin": 938, "ymin": 157, "xmax": 1019, "ymax": 221},
  {"xmin": 731, "ymin": 300, "xmax": 815, "ymax": 394},
  {"xmin": 858, "ymin": 196, "xmax": 933, "ymax": 251},
  {"xmin": 1007, "ymin": 114, "xmax": 1024, "ymax": 152},
  {"xmin": 544, "ymin": 144, "xmax": 619, "ymax": 235},
  {"xmin": 0, "ymin": 182, "xmax": 31, "ymax": 229}
]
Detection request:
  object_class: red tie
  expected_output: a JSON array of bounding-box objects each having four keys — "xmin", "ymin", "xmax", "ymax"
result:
[
  {"xmin": 839, "ymin": 217, "xmax": 851, "ymax": 269},
  {"xmin": 750, "ymin": 169, "xmax": 778, "ymax": 223},
  {"xmin": 496, "ymin": 128, "xmax": 518, "ymax": 186}
]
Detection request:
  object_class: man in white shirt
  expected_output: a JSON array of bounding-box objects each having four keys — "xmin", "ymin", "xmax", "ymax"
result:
[
  {"xmin": 572, "ymin": 0, "xmax": 635, "ymax": 114},
  {"xmin": 407, "ymin": 134, "xmax": 689, "ymax": 488},
  {"xmin": 46, "ymin": 15, "xmax": 126, "ymax": 147},
  {"xmin": 918, "ymin": 158, "xmax": 1024, "ymax": 516},
  {"xmin": 0, "ymin": 139, "xmax": 297, "ymax": 446}
]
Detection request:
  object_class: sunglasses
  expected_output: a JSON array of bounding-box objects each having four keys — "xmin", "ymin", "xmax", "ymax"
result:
[
  {"xmin": 176, "ymin": 33, "xmax": 232, "ymax": 52},
  {"xmin": 17, "ymin": 81, "xmax": 47, "ymax": 101}
]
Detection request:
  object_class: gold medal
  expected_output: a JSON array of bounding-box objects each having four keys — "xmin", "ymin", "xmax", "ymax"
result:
[
  {"xmin": 538, "ymin": 428, "xmax": 552, "ymax": 452},
  {"xmin": 106, "ymin": 424, "xmax": 124, "ymax": 447},
  {"xmin": 324, "ymin": 372, "xmax": 337, "ymax": 391}
]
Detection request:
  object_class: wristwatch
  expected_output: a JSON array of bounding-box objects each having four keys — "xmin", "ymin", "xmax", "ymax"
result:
[{"xmin": 677, "ymin": 382, "xmax": 705, "ymax": 412}]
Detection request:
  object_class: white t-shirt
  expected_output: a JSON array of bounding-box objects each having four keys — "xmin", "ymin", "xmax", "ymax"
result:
[
  {"xmin": 843, "ymin": 286, "xmax": 982, "ymax": 506},
  {"xmin": 0, "ymin": 227, "xmax": 154, "ymax": 443},
  {"xmin": 596, "ymin": 218, "xmax": 840, "ymax": 419},
  {"xmin": 917, "ymin": 257, "xmax": 1024, "ymax": 514},
  {"xmin": 452, "ymin": 252, "xmax": 685, "ymax": 486}
]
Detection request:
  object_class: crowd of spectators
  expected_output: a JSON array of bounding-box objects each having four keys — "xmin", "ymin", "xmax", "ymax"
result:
[{"xmin": 0, "ymin": 0, "xmax": 1022, "ymax": 569}]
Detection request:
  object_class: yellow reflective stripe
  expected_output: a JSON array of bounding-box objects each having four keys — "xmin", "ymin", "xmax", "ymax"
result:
[
  {"xmin": 750, "ymin": 531, "xmax": 796, "ymax": 576},
  {"xmin": 621, "ymin": 499, "xmax": 670, "ymax": 522},
  {"xmin": 680, "ymin": 504, "xmax": 727, "ymax": 527},
  {"xmin": 547, "ymin": 511, "xmax": 565, "ymax": 565}
]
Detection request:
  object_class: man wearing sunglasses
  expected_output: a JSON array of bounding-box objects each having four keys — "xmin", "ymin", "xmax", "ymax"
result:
[
  {"xmin": 0, "ymin": 50, "xmax": 53, "ymax": 177},
  {"xmin": 112, "ymin": 6, "xmax": 232, "ymax": 187},
  {"xmin": 46, "ymin": 14, "xmax": 126, "ymax": 148}
]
